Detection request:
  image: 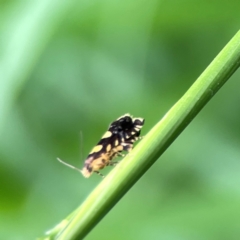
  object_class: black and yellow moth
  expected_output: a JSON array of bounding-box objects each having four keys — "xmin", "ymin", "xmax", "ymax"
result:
[{"xmin": 57, "ymin": 114, "xmax": 144, "ymax": 178}]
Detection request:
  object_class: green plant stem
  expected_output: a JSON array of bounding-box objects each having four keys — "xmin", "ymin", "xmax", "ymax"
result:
[{"xmin": 54, "ymin": 30, "xmax": 240, "ymax": 240}]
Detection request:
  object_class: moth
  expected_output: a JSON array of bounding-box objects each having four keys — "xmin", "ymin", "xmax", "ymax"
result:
[{"xmin": 57, "ymin": 114, "xmax": 144, "ymax": 178}]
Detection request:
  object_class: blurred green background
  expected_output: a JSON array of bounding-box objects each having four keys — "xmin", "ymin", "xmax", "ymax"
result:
[{"xmin": 1, "ymin": 0, "xmax": 240, "ymax": 239}]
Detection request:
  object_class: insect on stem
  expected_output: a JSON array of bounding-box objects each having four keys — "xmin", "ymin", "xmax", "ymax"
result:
[{"xmin": 57, "ymin": 114, "xmax": 145, "ymax": 178}]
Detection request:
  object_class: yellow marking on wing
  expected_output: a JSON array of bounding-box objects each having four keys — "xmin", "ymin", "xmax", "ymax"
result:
[
  {"xmin": 115, "ymin": 139, "xmax": 119, "ymax": 146},
  {"xmin": 102, "ymin": 131, "xmax": 112, "ymax": 138},
  {"xmin": 106, "ymin": 144, "xmax": 112, "ymax": 152},
  {"xmin": 115, "ymin": 145, "xmax": 123, "ymax": 151},
  {"xmin": 89, "ymin": 145, "xmax": 103, "ymax": 154}
]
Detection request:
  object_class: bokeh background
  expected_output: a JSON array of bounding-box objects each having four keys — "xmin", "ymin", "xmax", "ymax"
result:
[{"xmin": 1, "ymin": 1, "xmax": 240, "ymax": 239}]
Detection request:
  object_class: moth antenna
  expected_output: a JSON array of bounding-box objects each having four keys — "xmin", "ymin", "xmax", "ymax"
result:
[
  {"xmin": 79, "ymin": 130, "xmax": 84, "ymax": 162},
  {"xmin": 57, "ymin": 158, "xmax": 82, "ymax": 173},
  {"xmin": 57, "ymin": 131, "xmax": 85, "ymax": 174}
]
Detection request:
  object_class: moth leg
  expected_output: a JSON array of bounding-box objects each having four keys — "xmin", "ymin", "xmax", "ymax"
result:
[
  {"xmin": 125, "ymin": 147, "xmax": 136, "ymax": 159},
  {"xmin": 108, "ymin": 161, "xmax": 119, "ymax": 166},
  {"xmin": 117, "ymin": 152, "xmax": 125, "ymax": 157},
  {"xmin": 132, "ymin": 136, "xmax": 144, "ymax": 142},
  {"xmin": 137, "ymin": 135, "xmax": 144, "ymax": 140},
  {"xmin": 95, "ymin": 171, "xmax": 105, "ymax": 178}
]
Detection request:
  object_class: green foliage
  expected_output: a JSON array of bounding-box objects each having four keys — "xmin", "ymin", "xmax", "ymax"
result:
[{"xmin": 1, "ymin": 1, "xmax": 240, "ymax": 240}]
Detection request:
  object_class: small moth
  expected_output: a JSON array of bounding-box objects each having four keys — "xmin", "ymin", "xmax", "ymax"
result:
[{"xmin": 57, "ymin": 114, "xmax": 144, "ymax": 178}]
